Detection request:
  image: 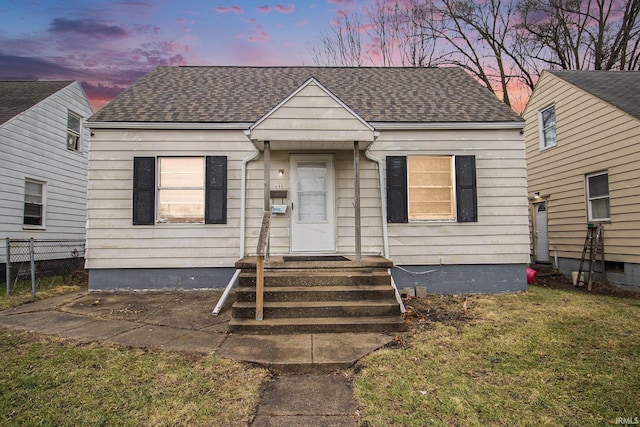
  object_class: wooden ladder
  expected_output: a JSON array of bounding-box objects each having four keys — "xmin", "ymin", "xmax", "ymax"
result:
[{"xmin": 577, "ymin": 223, "xmax": 605, "ymax": 291}]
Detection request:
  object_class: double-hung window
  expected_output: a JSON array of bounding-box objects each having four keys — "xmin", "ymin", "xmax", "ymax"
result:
[
  {"xmin": 386, "ymin": 155, "xmax": 477, "ymax": 223},
  {"xmin": 24, "ymin": 179, "xmax": 45, "ymax": 226},
  {"xmin": 158, "ymin": 158, "xmax": 205, "ymax": 223},
  {"xmin": 586, "ymin": 171, "xmax": 610, "ymax": 222},
  {"xmin": 539, "ymin": 105, "xmax": 556, "ymax": 150},
  {"xmin": 67, "ymin": 110, "xmax": 82, "ymax": 152},
  {"xmin": 408, "ymin": 156, "xmax": 455, "ymax": 220},
  {"xmin": 133, "ymin": 156, "xmax": 227, "ymax": 225}
]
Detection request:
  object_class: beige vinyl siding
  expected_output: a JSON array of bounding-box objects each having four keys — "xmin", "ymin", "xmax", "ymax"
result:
[
  {"xmin": 85, "ymin": 129, "xmax": 254, "ymax": 269},
  {"xmin": 250, "ymin": 81, "xmax": 373, "ymax": 142},
  {"xmin": 371, "ymin": 128, "xmax": 530, "ymax": 266},
  {"xmin": 524, "ymin": 72, "xmax": 640, "ymax": 263}
]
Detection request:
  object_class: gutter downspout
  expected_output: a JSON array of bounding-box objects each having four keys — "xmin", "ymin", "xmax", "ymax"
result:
[
  {"xmin": 365, "ymin": 144, "xmax": 405, "ymax": 313},
  {"xmin": 213, "ymin": 144, "xmax": 260, "ymax": 316},
  {"xmin": 240, "ymin": 145, "xmax": 261, "ymax": 257}
]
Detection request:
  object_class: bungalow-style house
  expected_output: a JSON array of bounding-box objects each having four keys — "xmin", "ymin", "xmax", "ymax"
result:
[
  {"xmin": 524, "ymin": 70, "xmax": 640, "ymax": 289},
  {"xmin": 0, "ymin": 81, "xmax": 93, "ymax": 271},
  {"xmin": 86, "ymin": 66, "xmax": 529, "ymax": 296}
]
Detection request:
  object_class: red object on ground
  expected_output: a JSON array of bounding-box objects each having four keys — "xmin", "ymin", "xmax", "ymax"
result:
[{"xmin": 526, "ymin": 267, "xmax": 537, "ymax": 284}]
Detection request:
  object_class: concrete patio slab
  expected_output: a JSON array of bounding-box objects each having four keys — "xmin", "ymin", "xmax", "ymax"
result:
[
  {"xmin": 161, "ymin": 330, "xmax": 227, "ymax": 354},
  {"xmin": 312, "ymin": 332, "xmax": 394, "ymax": 364},
  {"xmin": 218, "ymin": 334, "xmax": 313, "ymax": 368},
  {"xmin": 108, "ymin": 324, "xmax": 188, "ymax": 349},
  {"xmin": 0, "ymin": 310, "xmax": 60, "ymax": 328},
  {"xmin": 62, "ymin": 318, "xmax": 143, "ymax": 343}
]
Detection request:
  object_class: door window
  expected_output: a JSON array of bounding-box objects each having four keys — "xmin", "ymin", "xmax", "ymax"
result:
[{"xmin": 297, "ymin": 162, "xmax": 327, "ymax": 222}]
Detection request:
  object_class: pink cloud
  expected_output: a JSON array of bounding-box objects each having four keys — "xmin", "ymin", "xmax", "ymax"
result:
[
  {"xmin": 296, "ymin": 19, "xmax": 309, "ymax": 27},
  {"xmin": 248, "ymin": 24, "xmax": 269, "ymax": 42},
  {"xmin": 328, "ymin": 0, "xmax": 354, "ymax": 4},
  {"xmin": 215, "ymin": 5, "xmax": 244, "ymax": 14},
  {"xmin": 257, "ymin": 5, "xmax": 270, "ymax": 14},
  {"xmin": 275, "ymin": 4, "xmax": 295, "ymax": 13}
]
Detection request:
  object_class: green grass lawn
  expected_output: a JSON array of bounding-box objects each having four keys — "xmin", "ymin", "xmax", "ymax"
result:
[{"xmin": 353, "ymin": 286, "xmax": 640, "ymax": 426}]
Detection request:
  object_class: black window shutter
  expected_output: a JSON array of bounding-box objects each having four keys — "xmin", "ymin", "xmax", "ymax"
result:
[
  {"xmin": 455, "ymin": 155, "xmax": 477, "ymax": 222},
  {"xmin": 205, "ymin": 156, "xmax": 227, "ymax": 224},
  {"xmin": 133, "ymin": 157, "xmax": 155, "ymax": 225},
  {"xmin": 386, "ymin": 156, "xmax": 408, "ymax": 223}
]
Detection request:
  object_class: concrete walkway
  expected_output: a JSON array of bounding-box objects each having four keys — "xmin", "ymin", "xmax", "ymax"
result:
[{"xmin": 0, "ymin": 290, "xmax": 397, "ymax": 426}]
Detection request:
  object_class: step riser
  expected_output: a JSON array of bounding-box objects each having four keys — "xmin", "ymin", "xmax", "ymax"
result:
[
  {"xmin": 232, "ymin": 305, "xmax": 401, "ymax": 319},
  {"xmin": 236, "ymin": 289, "xmax": 397, "ymax": 303},
  {"xmin": 238, "ymin": 275, "xmax": 390, "ymax": 288},
  {"xmin": 227, "ymin": 322, "xmax": 406, "ymax": 334}
]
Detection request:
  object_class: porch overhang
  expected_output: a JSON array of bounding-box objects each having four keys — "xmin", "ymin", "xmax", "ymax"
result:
[
  {"xmin": 245, "ymin": 77, "xmax": 376, "ymax": 151},
  {"xmin": 244, "ymin": 133, "xmax": 377, "ymax": 151}
]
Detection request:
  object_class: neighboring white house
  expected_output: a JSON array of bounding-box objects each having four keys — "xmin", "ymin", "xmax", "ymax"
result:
[
  {"xmin": 86, "ymin": 66, "xmax": 530, "ymax": 294},
  {"xmin": 0, "ymin": 81, "xmax": 93, "ymax": 268},
  {"xmin": 524, "ymin": 70, "xmax": 640, "ymax": 289}
]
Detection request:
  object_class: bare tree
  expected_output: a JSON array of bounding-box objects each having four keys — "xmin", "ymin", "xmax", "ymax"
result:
[
  {"xmin": 310, "ymin": 0, "xmax": 640, "ymax": 109},
  {"xmin": 518, "ymin": 0, "xmax": 640, "ymax": 70},
  {"xmin": 311, "ymin": 13, "xmax": 364, "ymax": 67},
  {"xmin": 428, "ymin": 0, "xmax": 527, "ymax": 106},
  {"xmin": 312, "ymin": 0, "xmax": 445, "ymax": 68}
]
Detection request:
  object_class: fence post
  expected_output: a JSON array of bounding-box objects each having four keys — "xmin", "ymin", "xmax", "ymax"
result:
[
  {"xmin": 29, "ymin": 238, "xmax": 36, "ymax": 298},
  {"xmin": 5, "ymin": 238, "xmax": 10, "ymax": 296}
]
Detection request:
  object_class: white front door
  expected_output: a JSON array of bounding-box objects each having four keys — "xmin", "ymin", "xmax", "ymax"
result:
[
  {"xmin": 290, "ymin": 154, "xmax": 336, "ymax": 252},
  {"xmin": 535, "ymin": 202, "xmax": 549, "ymax": 262}
]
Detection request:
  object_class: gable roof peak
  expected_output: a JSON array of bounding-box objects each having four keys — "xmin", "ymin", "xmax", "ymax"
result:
[{"xmin": 0, "ymin": 80, "xmax": 75, "ymax": 125}]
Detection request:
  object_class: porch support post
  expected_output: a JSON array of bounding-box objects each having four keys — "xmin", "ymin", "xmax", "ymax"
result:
[
  {"xmin": 354, "ymin": 141, "xmax": 362, "ymax": 261},
  {"xmin": 263, "ymin": 141, "xmax": 270, "ymax": 261}
]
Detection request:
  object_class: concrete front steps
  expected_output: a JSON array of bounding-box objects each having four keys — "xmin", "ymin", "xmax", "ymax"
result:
[{"xmin": 228, "ymin": 256, "xmax": 407, "ymax": 334}]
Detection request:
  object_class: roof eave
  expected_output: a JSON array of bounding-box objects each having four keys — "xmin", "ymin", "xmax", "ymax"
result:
[
  {"xmin": 86, "ymin": 120, "xmax": 525, "ymax": 131},
  {"xmin": 371, "ymin": 121, "xmax": 525, "ymax": 130},
  {"xmin": 85, "ymin": 121, "xmax": 253, "ymax": 130}
]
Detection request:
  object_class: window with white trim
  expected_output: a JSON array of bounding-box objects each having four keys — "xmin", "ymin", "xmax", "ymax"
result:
[
  {"xmin": 539, "ymin": 105, "xmax": 556, "ymax": 150},
  {"xmin": 24, "ymin": 179, "xmax": 45, "ymax": 226},
  {"xmin": 67, "ymin": 110, "xmax": 82, "ymax": 151},
  {"xmin": 586, "ymin": 171, "xmax": 610, "ymax": 222}
]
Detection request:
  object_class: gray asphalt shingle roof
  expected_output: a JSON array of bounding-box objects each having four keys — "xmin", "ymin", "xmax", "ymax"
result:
[
  {"xmin": 0, "ymin": 80, "xmax": 74, "ymax": 126},
  {"xmin": 549, "ymin": 70, "xmax": 640, "ymax": 120},
  {"xmin": 89, "ymin": 66, "xmax": 522, "ymax": 124}
]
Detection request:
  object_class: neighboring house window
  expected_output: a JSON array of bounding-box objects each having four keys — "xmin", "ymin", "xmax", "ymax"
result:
[
  {"xmin": 133, "ymin": 156, "xmax": 227, "ymax": 225},
  {"xmin": 586, "ymin": 171, "xmax": 610, "ymax": 222},
  {"xmin": 386, "ymin": 155, "xmax": 477, "ymax": 223},
  {"xmin": 67, "ymin": 110, "xmax": 82, "ymax": 152},
  {"xmin": 24, "ymin": 179, "xmax": 45, "ymax": 226},
  {"xmin": 538, "ymin": 105, "xmax": 556, "ymax": 149}
]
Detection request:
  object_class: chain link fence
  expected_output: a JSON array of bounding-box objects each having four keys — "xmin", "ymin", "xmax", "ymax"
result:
[{"xmin": 4, "ymin": 238, "xmax": 85, "ymax": 297}]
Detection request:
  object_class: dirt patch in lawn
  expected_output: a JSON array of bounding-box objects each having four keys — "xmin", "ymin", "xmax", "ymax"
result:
[{"xmin": 530, "ymin": 264, "xmax": 640, "ymax": 299}]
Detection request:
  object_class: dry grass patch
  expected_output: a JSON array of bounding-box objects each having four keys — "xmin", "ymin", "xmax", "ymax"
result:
[
  {"xmin": 0, "ymin": 272, "xmax": 88, "ymax": 311},
  {"xmin": 354, "ymin": 286, "xmax": 640, "ymax": 426},
  {"xmin": 0, "ymin": 328, "xmax": 269, "ymax": 426}
]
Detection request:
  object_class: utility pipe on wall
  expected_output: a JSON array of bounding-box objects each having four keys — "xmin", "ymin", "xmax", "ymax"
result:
[{"xmin": 364, "ymin": 146, "xmax": 389, "ymax": 258}]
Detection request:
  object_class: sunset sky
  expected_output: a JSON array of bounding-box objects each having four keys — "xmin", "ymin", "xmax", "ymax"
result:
[{"xmin": 0, "ymin": 0, "xmax": 365, "ymax": 111}]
